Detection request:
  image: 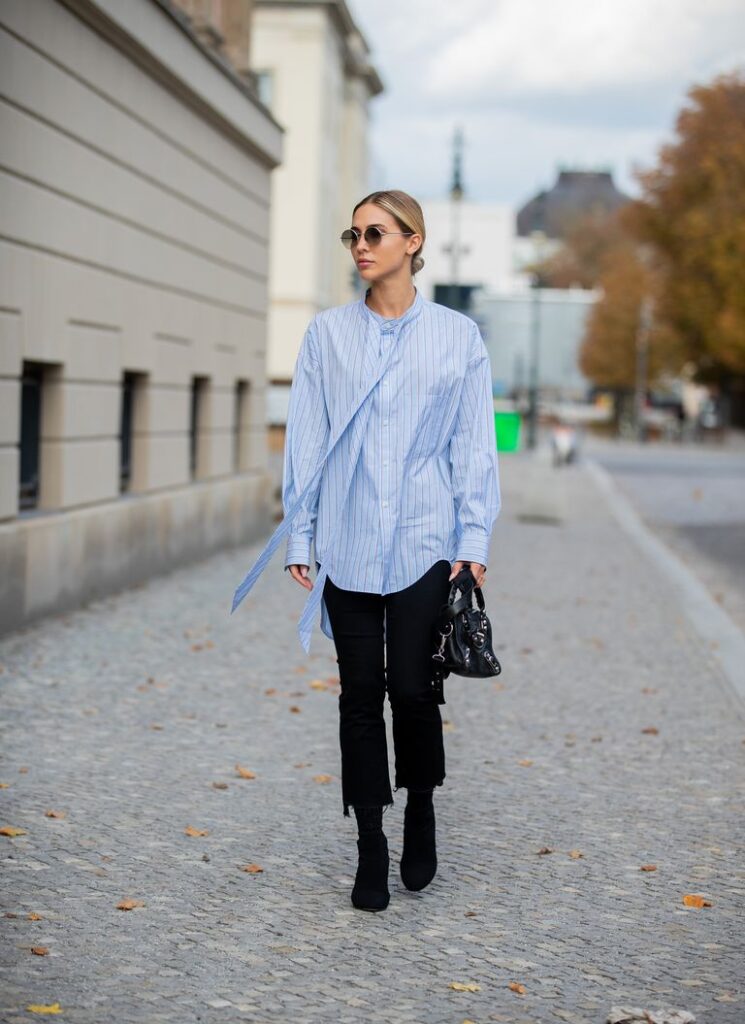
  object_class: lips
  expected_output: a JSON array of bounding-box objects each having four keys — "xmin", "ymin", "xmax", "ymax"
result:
[{"xmin": 357, "ymin": 260, "xmax": 373, "ymax": 267}]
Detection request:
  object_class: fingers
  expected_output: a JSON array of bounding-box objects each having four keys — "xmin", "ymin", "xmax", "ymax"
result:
[
  {"xmin": 449, "ymin": 561, "xmax": 487, "ymax": 587},
  {"xmin": 288, "ymin": 564, "xmax": 313, "ymax": 590}
]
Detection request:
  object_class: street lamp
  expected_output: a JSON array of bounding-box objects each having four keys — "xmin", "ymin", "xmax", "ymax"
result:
[
  {"xmin": 634, "ymin": 295, "xmax": 653, "ymax": 443},
  {"xmin": 526, "ymin": 271, "xmax": 541, "ymax": 449}
]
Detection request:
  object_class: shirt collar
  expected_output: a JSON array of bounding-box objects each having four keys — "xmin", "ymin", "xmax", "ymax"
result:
[{"xmin": 358, "ymin": 285, "xmax": 423, "ymax": 329}]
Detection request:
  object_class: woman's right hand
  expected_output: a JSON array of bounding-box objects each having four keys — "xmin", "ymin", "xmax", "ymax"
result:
[{"xmin": 287, "ymin": 564, "xmax": 313, "ymax": 590}]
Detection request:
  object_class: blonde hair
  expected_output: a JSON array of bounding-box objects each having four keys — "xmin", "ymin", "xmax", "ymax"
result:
[{"xmin": 352, "ymin": 189, "xmax": 426, "ymax": 275}]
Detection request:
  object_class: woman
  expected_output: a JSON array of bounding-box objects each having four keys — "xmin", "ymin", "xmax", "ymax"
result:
[{"xmin": 231, "ymin": 189, "xmax": 500, "ymax": 913}]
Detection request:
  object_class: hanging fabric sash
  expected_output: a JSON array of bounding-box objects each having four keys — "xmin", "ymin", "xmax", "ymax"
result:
[{"xmin": 230, "ymin": 315, "xmax": 403, "ymax": 653}]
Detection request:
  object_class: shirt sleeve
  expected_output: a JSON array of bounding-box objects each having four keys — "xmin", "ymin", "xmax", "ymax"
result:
[
  {"xmin": 282, "ymin": 318, "xmax": 330, "ymax": 570},
  {"xmin": 448, "ymin": 321, "xmax": 501, "ymax": 567}
]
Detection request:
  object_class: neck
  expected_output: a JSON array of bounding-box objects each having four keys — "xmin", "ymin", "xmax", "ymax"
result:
[{"xmin": 365, "ymin": 278, "xmax": 417, "ymax": 319}]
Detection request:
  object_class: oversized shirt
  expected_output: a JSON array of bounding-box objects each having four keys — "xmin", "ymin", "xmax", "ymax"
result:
[{"xmin": 230, "ymin": 285, "xmax": 501, "ymax": 653}]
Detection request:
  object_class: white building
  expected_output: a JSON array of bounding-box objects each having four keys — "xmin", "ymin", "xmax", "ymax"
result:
[
  {"xmin": 472, "ymin": 288, "xmax": 600, "ymax": 400},
  {"xmin": 249, "ymin": 0, "xmax": 383, "ymax": 423},
  {"xmin": 416, "ymin": 198, "xmax": 522, "ymax": 301},
  {"xmin": 0, "ymin": 0, "xmax": 282, "ymax": 633}
]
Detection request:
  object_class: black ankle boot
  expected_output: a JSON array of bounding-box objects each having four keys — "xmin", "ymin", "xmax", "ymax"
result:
[
  {"xmin": 400, "ymin": 788, "xmax": 437, "ymax": 892},
  {"xmin": 351, "ymin": 806, "xmax": 390, "ymax": 912}
]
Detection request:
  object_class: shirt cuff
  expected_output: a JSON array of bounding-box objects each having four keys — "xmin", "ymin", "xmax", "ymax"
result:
[
  {"xmin": 285, "ymin": 535, "xmax": 312, "ymax": 569},
  {"xmin": 455, "ymin": 529, "xmax": 490, "ymax": 567}
]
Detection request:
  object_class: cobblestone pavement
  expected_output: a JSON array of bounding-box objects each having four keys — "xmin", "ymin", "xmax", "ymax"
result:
[{"xmin": 2, "ymin": 451, "xmax": 744, "ymax": 1024}]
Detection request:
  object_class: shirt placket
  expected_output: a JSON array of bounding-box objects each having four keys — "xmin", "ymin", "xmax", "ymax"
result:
[{"xmin": 378, "ymin": 319, "xmax": 398, "ymax": 592}]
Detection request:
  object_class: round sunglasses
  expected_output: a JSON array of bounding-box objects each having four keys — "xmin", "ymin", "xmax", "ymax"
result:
[{"xmin": 340, "ymin": 226, "xmax": 414, "ymax": 249}]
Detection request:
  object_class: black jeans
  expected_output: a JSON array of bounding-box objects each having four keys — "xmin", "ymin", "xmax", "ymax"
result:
[{"xmin": 321, "ymin": 558, "xmax": 452, "ymax": 817}]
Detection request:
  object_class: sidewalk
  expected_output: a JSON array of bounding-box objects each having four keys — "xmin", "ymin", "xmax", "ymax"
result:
[{"xmin": 1, "ymin": 452, "xmax": 743, "ymax": 1023}]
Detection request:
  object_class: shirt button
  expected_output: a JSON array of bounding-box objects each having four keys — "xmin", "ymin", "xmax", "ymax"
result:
[{"xmin": 382, "ymin": 501, "xmax": 388, "ymax": 507}]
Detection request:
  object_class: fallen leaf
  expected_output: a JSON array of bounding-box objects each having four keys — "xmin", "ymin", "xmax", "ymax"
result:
[
  {"xmin": 149, "ymin": 724, "xmax": 164, "ymax": 731},
  {"xmin": 30, "ymin": 947, "xmax": 49, "ymax": 956},
  {"xmin": 26, "ymin": 1003, "xmax": 62, "ymax": 1014},
  {"xmin": 464, "ymin": 911, "xmax": 478, "ymax": 917},
  {"xmin": 641, "ymin": 726, "xmax": 659, "ymax": 735},
  {"xmin": 28, "ymin": 912, "xmax": 43, "ymax": 920},
  {"xmin": 640, "ymin": 864, "xmax": 658, "ymax": 872},
  {"xmin": 518, "ymin": 759, "xmax": 533, "ymax": 767},
  {"xmin": 641, "ymin": 687, "xmax": 658, "ymax": 694},
  {"xmin": 240, "ymin": 863, "xmax": 264, "ymax": 873},
  {"xmin": 442, "ymin": 720, "xmax": 455, "ymax": 732},
  {"xmin": 289, "ymin": 705, "xmax": 301, "ymax": 713},
  {"xmin": 309, "ymin": 680, "xmax": 329, "ymax": 690},
  {"xmin": 591, "ymin": 735, "xmax": 603, "ymax": 742},
  {"xmin": 235, "ymin": 765, "xmax": 256, "ymax": 779},
  {"xmin": 293, "ymin": 762, "xmax": 311, "ymax": 768},
  {"xmin": 44, "ymin": 810, "xmax": 65, "ymax": 819},
  {"xmin": 0, "ymin": 783, "xmax": 9, "ymax": 788},
  {"xmin": 568, "ymin": 849, "xmax": 584, "ymax": 859},
  {"xmin": 184, "ymin": 825, "xmax": 209, "ymax": 837},
  {"xmin": 313, "ymin": 774, "xmax": 332, "ymax": 784},
  {"xmin": 116, "ymin": 898, "xmax": 145, "ymax": 910},
  {"xmin": 264, "ymin": 687, "xmax": 277, "ymax": 695},
  {"xmin": 537, "ymin": 847, "xmax": 554, "ymax": 855},
  {"xmin": 212, "ymin": 782, "xmax": 228, "ymax": 790},
  {"xmin": 508, "ymin": 981, "xmax": 527, "ymax": 995},
  {"xmin": 0, "ymin": 826, "xmax": 27, "ymax": 837},
  {"xmin": 448, "ymin": 981, "xmax": 481, "ymax": 992},
  {"xmin": 683, "ymin": 893, "xmax": 712, "ymax": 907}
]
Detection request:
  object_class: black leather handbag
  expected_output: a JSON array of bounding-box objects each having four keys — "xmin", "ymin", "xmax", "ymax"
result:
[{"xmin": 430, "ymin": 566, "xmax": 501, "ymax": 704}]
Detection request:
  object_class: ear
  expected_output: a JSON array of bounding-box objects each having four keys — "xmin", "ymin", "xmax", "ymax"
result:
[{"xmin": 406, "ymin": 233, "xmax": 422, "ymax": 255}]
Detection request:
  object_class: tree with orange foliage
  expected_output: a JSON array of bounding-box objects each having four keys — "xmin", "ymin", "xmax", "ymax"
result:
[{"xmin": 624, "ymin": 71, "xmax": 745, "ymax": 383}]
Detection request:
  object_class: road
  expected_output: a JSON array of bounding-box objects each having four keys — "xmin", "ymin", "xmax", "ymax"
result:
[{"xmin": 584, "ymin": 435, "xmax": 745, "ymax": 635}]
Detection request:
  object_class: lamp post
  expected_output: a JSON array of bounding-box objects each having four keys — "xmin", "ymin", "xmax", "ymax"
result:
[
  {"xmin": 526, "ymin": 229, "xmax": 547, "ymax": 450},
  {"xmin": 526, "ymin": 272, "xmax": 541, "ymax": 449},
  {"xmin": 448, "ymin": 126, "xmax": 464, "ymax": 312},
  {"xmin": 634, "ymin": 295, "xmax": 653, "ymax": 443}
]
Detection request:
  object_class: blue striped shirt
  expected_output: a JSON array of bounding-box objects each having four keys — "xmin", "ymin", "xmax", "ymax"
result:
[{"xmin": 231, "ymin": 285, "xmax": 501, "ymax": 653}]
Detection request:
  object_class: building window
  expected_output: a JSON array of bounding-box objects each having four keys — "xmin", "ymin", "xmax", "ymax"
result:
[
  {"xmin": 255, "ymin": 69, "xmax": 273, "ymax": 109},
  {"xmin": 19, "ymin": 362, "xmax": 45, "ymax": 511},
  {"xmin": 190, "ymin": 375, "xmax": 208, "ymax": 479},
  {"xmin": 120, "ymin": 371, "xmax": 140, "ymax": 493},
  {"xmin": 234, "ymin": 379, "xmax": 248, "ymax": 471}
]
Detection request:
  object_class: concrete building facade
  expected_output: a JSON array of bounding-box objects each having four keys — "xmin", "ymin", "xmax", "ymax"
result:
[
  {"xmin": 0, "ymin": 0, "xmax": 283, "ymax": 633},
  {"xmin": 248, "ymin": 0, "xmax": 383, "ymax": 422}
]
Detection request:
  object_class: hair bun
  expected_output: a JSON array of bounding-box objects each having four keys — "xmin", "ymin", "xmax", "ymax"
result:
[{"xmin": 412, "ymin": 255, "xmax": 425, "ymax": 274}]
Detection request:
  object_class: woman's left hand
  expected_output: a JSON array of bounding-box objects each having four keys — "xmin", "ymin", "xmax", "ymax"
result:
[{"xmin": 449, "ymin": 560, "xmax": 487, "ymax": 587}]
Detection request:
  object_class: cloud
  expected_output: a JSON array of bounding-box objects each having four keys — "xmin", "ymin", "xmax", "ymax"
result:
[
  {"xmin": 425, "ymin": 0, "xmax": 745, "ymax": 100},
  {"xmin": 347, "ymin": 0, "xmax": 745, "ymax": 204}
]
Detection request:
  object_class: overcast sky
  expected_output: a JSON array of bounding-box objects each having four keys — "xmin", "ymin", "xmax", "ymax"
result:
[{"xmin": 346, "ymin": 0, "xmax": 745, "ymax": 210}]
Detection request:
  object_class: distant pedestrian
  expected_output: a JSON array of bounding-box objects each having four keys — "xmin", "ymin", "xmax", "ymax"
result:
[{"xmin": 231, "ymin": 189, "xmax": 501, "ymax": 911}]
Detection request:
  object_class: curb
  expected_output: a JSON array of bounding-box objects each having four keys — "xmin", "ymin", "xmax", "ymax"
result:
[{"xmin": 584, "ymin": 456, "xmax": 745, "ymax": 711}]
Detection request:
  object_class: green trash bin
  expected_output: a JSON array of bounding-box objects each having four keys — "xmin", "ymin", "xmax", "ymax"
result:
[{"xmin": 494, "ymin": 411, "xmax": 521, "ymax": 452}]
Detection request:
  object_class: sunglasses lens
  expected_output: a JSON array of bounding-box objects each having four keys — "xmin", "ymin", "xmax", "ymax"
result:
[
  {"xmin": 340, "ymin": 229, "xmax": 357, "ymax": 249},
  {"xmin": 365, "ymin": 227, "xmax": 383, "ymax": 245}
]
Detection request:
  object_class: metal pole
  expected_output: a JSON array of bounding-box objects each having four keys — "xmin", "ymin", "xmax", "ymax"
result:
[
  {"xmin": 634, "ymin": 296, "xmax": 653, "ymax": 443},
  {"xmin": 527, "ymin": 276, "xmax": 541, "ymax": 449}
]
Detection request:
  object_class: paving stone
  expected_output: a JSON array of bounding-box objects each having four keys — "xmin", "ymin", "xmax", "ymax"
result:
[{"xmin": 0, "ymin": 454, "xmax": 743, "ymax": 1022}]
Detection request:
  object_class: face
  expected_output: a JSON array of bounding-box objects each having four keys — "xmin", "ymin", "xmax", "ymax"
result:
[{"xmin": 348, "ymin": 203, "xmax": 422, "ymax": 284}]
